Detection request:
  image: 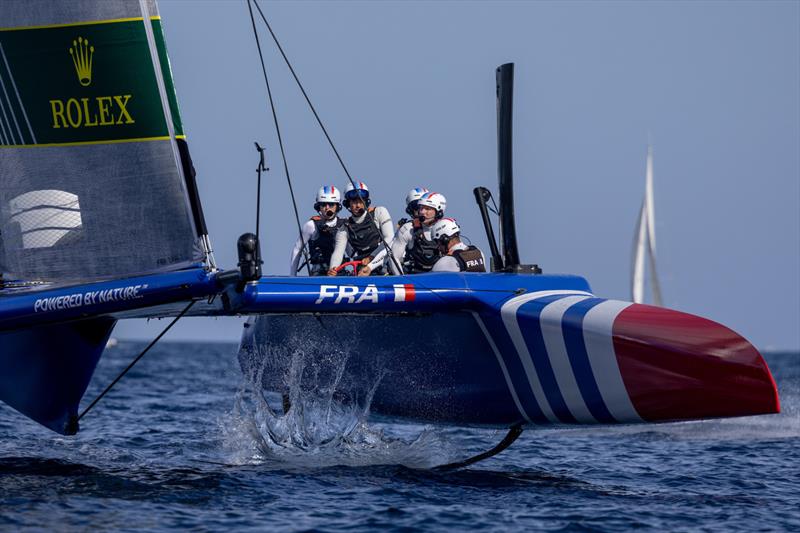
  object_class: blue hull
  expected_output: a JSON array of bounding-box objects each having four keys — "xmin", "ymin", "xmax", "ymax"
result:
[
  {"xmin": 237, "ymin": 272, "xmax": 779, "ymax": 428},
  {"xmin": 0, "ymin": 318, "xmax": 115, "ymax": 434},
  {"xmin": 239, "ymin": 312, "xmax": 521, "ymax": 427}
]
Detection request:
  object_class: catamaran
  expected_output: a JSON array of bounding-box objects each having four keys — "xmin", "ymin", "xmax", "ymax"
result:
[{"xmin": 0, "ymin": 1, "xmax": 779, "ymax": 459}]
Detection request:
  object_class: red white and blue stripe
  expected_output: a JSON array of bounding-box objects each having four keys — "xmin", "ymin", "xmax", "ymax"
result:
[{"xmin": 477, "ymin": 290, "xmax": 778, "ymax": 425}]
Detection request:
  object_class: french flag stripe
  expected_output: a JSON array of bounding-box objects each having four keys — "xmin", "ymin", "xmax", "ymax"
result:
[
  {"xmin": 502, "ymin": 296, "xmax": 559, "ymax": 422},
  {"xmin": 561, "ymin": 298, "xmax": 617, "ymax": 423},
  {"xmin": 486, "ymin": 310, "xmax": 550, "ymax": 424},
  {"xmin": 392, "ymin": 284, "xmax": 416, "ymax": 302},
  {"xmin": 503, "ymin": 292, "xmax": 589, "ymax": 423},
  {"xmin": 582, "ymin": 300, "xmax": 643, "ymax": 422},
  {"xmin": 472, "ymin": 312, "xmax": 533, "ymax": 424},
  {"xmin": 404, "ymin": 284, "xmax": 415, "ymax": 301},
  {"xmin": 518, "ymin": 295, "xmax": 582, "ymax": 423},
  {"xmin": 500, "ymin": 290, "xmax": 593, "ymax": 424},
  {"xmin": 538, "ymin": 295, "xmax": 598, "ymax": 423}
]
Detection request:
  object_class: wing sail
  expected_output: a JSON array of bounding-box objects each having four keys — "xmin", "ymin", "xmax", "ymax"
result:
[{"xmin": 0, "ymin": 0, "xmax": 209, "ymax": 285}]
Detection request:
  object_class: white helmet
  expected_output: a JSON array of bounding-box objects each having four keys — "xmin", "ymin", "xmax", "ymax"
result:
[
  {"xmin": 417, "ymin": 191, "xmax": 447, "ymax": 219},
  {"xmin": 344, "ymin": 180, "xmax": 370, "ymax": 209},
  {"xmin": 315, "ymin": 185, "xmax": 341, "ymax": 205},
  {"xmin": 431, "ymin": 217, "xmax": 460, "ymax": 242},
  {"xmin": 405, "ymin": 187, "xmax": 429, "ymax": 216}
]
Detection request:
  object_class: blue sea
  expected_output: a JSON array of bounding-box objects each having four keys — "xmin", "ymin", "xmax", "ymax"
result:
[{"xmin": 0, "ymin": 343, "xmax": 797, "ymax": 531}]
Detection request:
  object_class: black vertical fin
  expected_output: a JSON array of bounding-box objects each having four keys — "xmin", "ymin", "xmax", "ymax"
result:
[
  {"xmin": 496, "ymin": 63, "xmax": 521, "ymax": 269},
  {"xmin": 496, "ymin": 63, "xmax": 541, "ymax": 274}
]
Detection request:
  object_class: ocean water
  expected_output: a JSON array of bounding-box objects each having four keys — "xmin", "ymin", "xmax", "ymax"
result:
[{"xmin": 0, "ymin": 343, "xmax": 797, "ymax": 531}]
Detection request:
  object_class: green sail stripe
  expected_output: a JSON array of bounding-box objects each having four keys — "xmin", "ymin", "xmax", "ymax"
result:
[
  {"xmin": 151, "ymin": 19, "xmax": 184, "ymax": 137},
  {"xmin": 0, "ymin": 18, "xmax": 176, "ymax": 146}
]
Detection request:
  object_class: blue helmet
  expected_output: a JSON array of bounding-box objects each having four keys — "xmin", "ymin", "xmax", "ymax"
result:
[{"xmin": 343, "ymin": 181, "xmax": 370, "ymax": 209}]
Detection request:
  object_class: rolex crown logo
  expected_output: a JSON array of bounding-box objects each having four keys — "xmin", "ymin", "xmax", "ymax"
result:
[{"xmin": 69, "ymin": 36, "xmax": 94, "ymax": 87}]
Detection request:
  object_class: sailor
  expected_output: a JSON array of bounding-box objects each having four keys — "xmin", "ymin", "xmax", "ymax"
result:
[
  {"xmin": 431, "ymin": 218, "xmax": 487, "ymax": 273},
  {"xmin": 289, "ymin": 185, "xmax": 345, "ymax": 276},
  {"xmin": 328, "ymin": 181, "xmax": 394, "ymax": 276},
  {"xmin": 389, "ymin": 191, "xmax": 446, "ymax": 274},
  {"xmin": 396, "ymin": 187, "xmax": 429, "ymax": 228}
]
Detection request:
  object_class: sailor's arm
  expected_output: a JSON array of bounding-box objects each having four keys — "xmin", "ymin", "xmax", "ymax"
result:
[
  {"xmin": 367, "ymin": 246, "xmax": 387, "ymax": 272},
  {"xmin": 370, "ymin": 206, "xmax": 397, "ymax": 272},
  {"xmin": 375, "ymin": 206, "xmax": 395, "ymax": 242},
  {"xmin": 328, "ymin": 228, "xmax": 349, "ymax": 273},
  {"xmin": 388, "ymin": 223, "xmax": 412, "ymax": 275},
  {"xmin": 289, "ymin": 220, "xmax": 317, "ymax": 276}
]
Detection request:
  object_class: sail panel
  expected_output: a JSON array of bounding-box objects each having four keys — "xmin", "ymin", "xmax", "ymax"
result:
[
  {"xmin": 631, "ymin": 144, "xmax": 663, "ymax": 306},
  {"xmin": 0, "ymin": 0, "xmax": 203, "ymax": 283},
  {"xmin": 631, "ymin": 201, "xmax": 647, "ymax": 303},
  {"xmin": 1, "ymin": 142, "xmax": 199, "ymax": 280}
]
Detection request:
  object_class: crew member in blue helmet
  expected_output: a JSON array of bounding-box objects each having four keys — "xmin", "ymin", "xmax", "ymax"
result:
[
  {"xmin": 290, "ymin": 185, "xmax": 345, "ymax": 276},
  {"xmin": 431, "ymin": 218, "xmax": 486, "ymax": 272},
  {"xmin": 389, "ymin": 191, "xmax": 446, "ymax": 274},
  {"xmin": 328, "ymin": 181, "xmax": 394, "ymax": 276}
]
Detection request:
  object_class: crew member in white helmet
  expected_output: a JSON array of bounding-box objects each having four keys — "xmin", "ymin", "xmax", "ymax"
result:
[
  {"xmin": 395, "ymin": 187, "xmax": 428, "ymax": 228},
  {"xmin": 289, "ymin": 185, "xmax": 346, "ymax": 276},
  {"xmin": 431, "ymin": 218, "xmax": 486, "ymax": 272},
  {"xmin": 389, "ymin": 191, "xmax": 446, "ymax": 274},
  {"xmin": 328, "ymin": 181, "xmax": 394, "ymax": 276}
]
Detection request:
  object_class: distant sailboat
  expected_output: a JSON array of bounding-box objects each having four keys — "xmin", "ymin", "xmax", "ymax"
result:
[{"xmin": 631, "ymin": 145, "xmax": 663, "ymax": 306}]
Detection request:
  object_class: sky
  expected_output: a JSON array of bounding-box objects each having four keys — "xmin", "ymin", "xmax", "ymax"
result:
[{"xmin": 115, "ymin": 0, "xmax": 800, "ymax": 350}]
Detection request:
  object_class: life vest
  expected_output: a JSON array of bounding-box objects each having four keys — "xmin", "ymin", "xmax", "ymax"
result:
[
  {"xmin": 404, "ymin": 223, "xmax": 441, "ymax": 273},
  {"xmin": 309, "ymin": 216, "xmax": 344, "ymax": 267},
  {"xmin": 345, "ymin": 207, "xmax": 381, "ymax": 261},
  {"xmin": 452, "ymin": 246, "xmax": 486, "ymax": 272}
]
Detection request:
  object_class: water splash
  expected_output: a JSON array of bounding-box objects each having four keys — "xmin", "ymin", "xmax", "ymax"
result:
[{"xmin": 222, "ymin": 334, "xmax": 453, "ymax": 469}]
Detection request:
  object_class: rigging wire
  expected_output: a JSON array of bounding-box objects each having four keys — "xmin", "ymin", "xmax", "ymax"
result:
[
  {"xmin": 248, "ymin": 2, "xmax": 487, "ymax": 305},
  {"xmin": 77, "ymin": 300, "xmax": 196, "ymax": 423},
  {"xmin": 488, "ymin": 193, "xmax": 500, "ymax": 216},
  {"xmin": 251, "ymin": 0, "xmax": 403, "ymax": 276},
  {"xmin": 247, "ymin": 0, "xmax": 311, "ymax": 276}
]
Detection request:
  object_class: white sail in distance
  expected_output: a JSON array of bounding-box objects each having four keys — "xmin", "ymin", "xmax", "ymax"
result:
[{"xmin": 631, "ymin": 145, "xmax": 663, "ymax": 306}]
